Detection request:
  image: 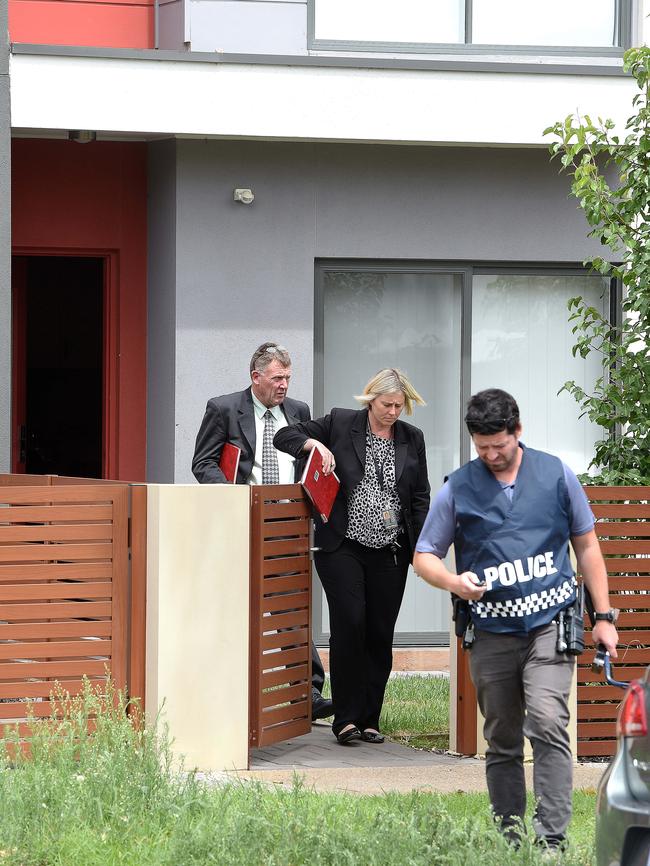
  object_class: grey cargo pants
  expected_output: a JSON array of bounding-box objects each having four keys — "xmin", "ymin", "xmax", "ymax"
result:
[{"xmin": 469, "ymin": 622, "xmax": 575, "ymax": 843}]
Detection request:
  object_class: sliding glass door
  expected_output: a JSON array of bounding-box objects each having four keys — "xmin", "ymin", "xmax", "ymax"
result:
[
  {"xmin": 317, "ymin": 266, "xmax": 465, "ymax": 643},
  {"xmin": 316, "ymin": 263, "xmax": 610, "ymax": 645},
  {"xmin": 471, "ymin": 272, "xmax": 609, "ymax": 472}
]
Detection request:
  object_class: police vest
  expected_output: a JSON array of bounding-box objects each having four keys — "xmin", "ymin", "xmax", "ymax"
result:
[{"xmin": 448, "ymin": 445, "xmax": 576, "ymax": 635}]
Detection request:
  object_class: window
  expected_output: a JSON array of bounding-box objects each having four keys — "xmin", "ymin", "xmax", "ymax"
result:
[
  {"xmin": 315, "ymin": 0, "xmax": 464, "ymax": 45},
  {"xmin": 320, "ymin": 268, "xmax": 463, "ymax": 496},
  {"xmin": 315, "ymin": 262, "xmax": 611, "ymax": 645},
  {"xmin": 471, "ymin": 271, "xmax": 609, "ymax": 470},
  {"xmin": 316, "ymin": 266, "xmax": 465, "ymax": 645},
  {"xmin": 472, "ymin": 0, "xmax": 619, "ymax": 48},
  {"xmin": 311, "ymin": 0, "xmax": 627, "ymax": 54}
]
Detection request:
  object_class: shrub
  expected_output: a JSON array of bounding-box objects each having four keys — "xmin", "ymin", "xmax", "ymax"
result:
[{"xmin": 545, "ymin": 47, "xmax": 650, "ymax": 484}]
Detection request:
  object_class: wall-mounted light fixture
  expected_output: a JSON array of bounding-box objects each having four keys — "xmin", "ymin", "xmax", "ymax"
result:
[
  {"xmin": 233, "ymin": 188, "xmax": 255, "ymax": 205},
  {"xmin": 68, "ymin": 130, "xmax": 97, "ymax": 144}
]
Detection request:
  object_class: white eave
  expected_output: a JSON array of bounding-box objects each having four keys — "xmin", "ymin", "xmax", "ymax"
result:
[{"xmin": 9, "ymin": 45, "xmax": 635, "ymax": 146}]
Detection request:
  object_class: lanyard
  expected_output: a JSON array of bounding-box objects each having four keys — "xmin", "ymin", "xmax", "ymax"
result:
[{"xmin": 367, "ymin": 421, "xmax": 392, "ymax": 492}]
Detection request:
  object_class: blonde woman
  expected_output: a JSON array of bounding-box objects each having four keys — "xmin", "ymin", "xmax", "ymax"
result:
[{"xmin": 274, "ymin": 369, "xmax": 430, "ymax": 744}]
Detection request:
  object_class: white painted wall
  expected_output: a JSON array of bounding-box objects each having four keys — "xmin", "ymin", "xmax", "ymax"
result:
[{"xmin": 10, "ymin": 53, "xmax": 636, "ymax": 146}]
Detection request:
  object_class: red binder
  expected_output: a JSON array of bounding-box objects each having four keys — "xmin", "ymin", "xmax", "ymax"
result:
[
  {"xmin": 218, "ymin": 443, "xmax": 241, "ymax": 484},
  {"xmin": 300, "ymin": 446, "xmax": 340, "ymax": 522}
]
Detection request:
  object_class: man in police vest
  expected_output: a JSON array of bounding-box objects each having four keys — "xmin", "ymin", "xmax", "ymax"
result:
[{"xmin": 413, "ymin": 388, "xmax": 618, "ymax": 852}]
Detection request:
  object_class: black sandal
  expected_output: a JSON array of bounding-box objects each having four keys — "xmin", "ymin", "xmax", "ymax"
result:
[
  {"xmin": 361, "ymin": 730, "xmax": 385, "ymax": 743},
  {"xmin": 335, "ymin": 725, "xmax": 361, "ymax": 744}
]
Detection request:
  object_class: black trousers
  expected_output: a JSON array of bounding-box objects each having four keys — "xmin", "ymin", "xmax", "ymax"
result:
[
  {"xmin": 315, "ymin": 537, "xmax": 409, "ymax": 735},
  {"xmin": 311, "ymin": 642, "xmax": 325, "ymax": 693}
]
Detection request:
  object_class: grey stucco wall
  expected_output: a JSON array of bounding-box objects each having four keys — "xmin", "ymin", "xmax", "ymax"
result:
[
  {"xmin": 163, "ymin": 139, "xmax": 601, "ymax": 483},
  {"xmin": 0, "ymin": 0, "xmax": 10, "ymax": 472},
  {"xmin": 157, "ymin": 0, "xmax": 185, "ymax": 49},
  {"xmin": 174, "ymin": 139, "xmax": 316, "ymax": 482},
  {"xmin": 147, "ymin": 140, "xmax": 179, "ymax": 482}
]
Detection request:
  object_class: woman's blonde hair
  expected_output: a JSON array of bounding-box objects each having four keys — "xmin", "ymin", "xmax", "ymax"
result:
[{"xmin": 354, "ymin": 368, "xmax": 426, "ymax": 416}]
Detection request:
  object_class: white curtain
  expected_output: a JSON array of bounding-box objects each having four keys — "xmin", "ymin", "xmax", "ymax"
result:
[
  {"xmin": 472, "ymin": 0, "xmax": 618, "ymax": 47},
  {"xmin": 314, "ymin": 0, "xmax": 463, "ymax": 43},
  {"xmin": 471, "ymin": 273, "xmax": 608, "ymax": 474}
]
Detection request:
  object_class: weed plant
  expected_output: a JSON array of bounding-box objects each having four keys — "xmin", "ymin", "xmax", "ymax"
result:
[
  {"xmin": 0, "ymin": 678, "xmax": 596, "ymax": 865},
  {"xmin": 0, "ymin": 680, "xmax": 197, "ymax": 865}
]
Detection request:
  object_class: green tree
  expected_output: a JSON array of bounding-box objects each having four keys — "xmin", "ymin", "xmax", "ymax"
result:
[{"xmin": 545, "ymin": 46, "xmax": 650, "ymax": 484}]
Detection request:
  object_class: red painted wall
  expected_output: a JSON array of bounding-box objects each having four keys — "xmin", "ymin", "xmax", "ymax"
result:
[
  {"xmin": 9, "ymin": 0, "xmax": 154, "ymax": 49},
  {"xmin": 12, "ymin": 139, "xmax": 148, "ymax": 481}
]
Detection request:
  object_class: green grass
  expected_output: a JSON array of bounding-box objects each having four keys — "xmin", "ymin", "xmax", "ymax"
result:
[
  {"xmin": 0, "ymin": 678, "xmax": 598, "ymax": 865},
  {"xmin": 322, "ymin": 673, "xmax": 450, "ymax": 749},
  {"xmin": 380, "ymin": 674, "xmax": 450, "ymax": 749}
]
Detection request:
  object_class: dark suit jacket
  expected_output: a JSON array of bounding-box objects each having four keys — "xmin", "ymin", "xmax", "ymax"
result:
[
  {"xmin": 274, "ymin": 407, "xmax": 430, "ymax": 555},
  {"xmin": 192, "ymin": 386, "xmax": 311, "ymax": 485}
]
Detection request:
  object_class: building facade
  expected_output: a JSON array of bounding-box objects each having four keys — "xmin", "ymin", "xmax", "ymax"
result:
[{"xmin": 4, "ymin": 0, "xmax": 647, "ymax": 643}]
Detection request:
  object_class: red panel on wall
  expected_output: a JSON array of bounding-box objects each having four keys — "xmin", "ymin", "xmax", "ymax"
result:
[
  {"xmin": 9, "ymin": 0, "xmax": 154, "ymax": 49},
  {"xmin": 12, "ymin": 139, "xmax": 148, "ymax": 481}
]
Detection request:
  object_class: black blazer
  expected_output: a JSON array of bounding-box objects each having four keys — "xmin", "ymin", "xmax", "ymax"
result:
[
  {"xmin": 192, "ymin": 386, "xmax": 311, "ymax": 484},
  {"xmin": 274, "ymin": 407, "xmax": 430, "ymax": 555}
]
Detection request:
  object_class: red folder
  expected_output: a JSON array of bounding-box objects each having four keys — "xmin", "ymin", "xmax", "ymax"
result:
[
  {"xmin": 218, "ymin": 443, "xmax": 241, "ymax": 484},
  {"xmin": 300, "ymin": 446, "xmax": 340, "ymax": 523}
]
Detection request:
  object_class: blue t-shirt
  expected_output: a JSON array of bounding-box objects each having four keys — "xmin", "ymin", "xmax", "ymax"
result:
[{"xmin": 415, "ymin": 459, "xmax": 594, "ymax": 560}]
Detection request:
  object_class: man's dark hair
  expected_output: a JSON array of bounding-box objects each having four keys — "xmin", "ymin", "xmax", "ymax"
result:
[{"xmin": 465, "ymin": 389, "xmax": 520, "ymax": 435}]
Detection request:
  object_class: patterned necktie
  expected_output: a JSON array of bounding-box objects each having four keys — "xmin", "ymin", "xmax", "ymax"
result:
[{"xmin": 262, "ymin": 409, "xmax": 280, "ymax": 484}]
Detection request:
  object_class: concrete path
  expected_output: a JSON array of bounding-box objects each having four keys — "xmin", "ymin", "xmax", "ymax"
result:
[{"xmin": 228, "ymin": 722, "xmax": 606, "ymax": 795}]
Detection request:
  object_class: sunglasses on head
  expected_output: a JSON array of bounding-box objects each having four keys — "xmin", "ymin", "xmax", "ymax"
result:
[{"xmin": 465, "ymin": 417, "xmax": 516, "ymax": 435}]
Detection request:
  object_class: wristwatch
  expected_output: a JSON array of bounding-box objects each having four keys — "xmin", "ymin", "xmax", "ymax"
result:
[{"xmin": 594, "ymin": 609, "xmax": 618, "ymax": 623}]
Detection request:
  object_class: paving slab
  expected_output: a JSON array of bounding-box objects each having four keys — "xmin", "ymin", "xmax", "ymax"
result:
[
  {"xmin": 250, "ymin": 722, "xmax": 452, "ymax": 769},
  {"xmin": 227, "ymin": 722, "xmax": 607, "ymax": 795}
]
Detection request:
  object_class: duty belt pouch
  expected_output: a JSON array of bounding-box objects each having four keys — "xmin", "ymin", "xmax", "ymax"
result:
[
  {"xmin": 452, "ymin": 596, "xmax": 469, "ymax": 639},
  {"xmin": 563, "ymin": 583, "xmax": 585, "ymax": 656}
]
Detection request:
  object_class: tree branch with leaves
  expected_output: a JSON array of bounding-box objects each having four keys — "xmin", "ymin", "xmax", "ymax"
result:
[{"xmin": 545, "ymin": 46, "xmax": 650, "ymax": 484}]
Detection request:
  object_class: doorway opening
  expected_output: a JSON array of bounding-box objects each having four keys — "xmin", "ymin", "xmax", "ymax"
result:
[{"xmin": 12, "ymin": 255, "xmax": 104, "ymax": 478}]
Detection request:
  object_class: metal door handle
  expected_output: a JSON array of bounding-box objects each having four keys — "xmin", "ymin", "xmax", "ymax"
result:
[{"xmin": 308, "ymin": 521, "xmax": 320, "ymax": 557}]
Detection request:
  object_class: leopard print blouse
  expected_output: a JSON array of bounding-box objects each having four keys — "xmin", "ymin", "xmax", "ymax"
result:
[{"xmin": 345, "ymin": 428, "xmax": 403, "ymax": 548}]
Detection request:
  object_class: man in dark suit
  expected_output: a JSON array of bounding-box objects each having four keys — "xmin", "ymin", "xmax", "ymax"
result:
[{"xmin": 192, "ymin": 341, "xmax": 333, "ymax": 721}]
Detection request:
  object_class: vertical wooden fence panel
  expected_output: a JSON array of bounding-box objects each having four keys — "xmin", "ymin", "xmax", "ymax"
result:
[
  {"xmin": 578, "ymin": 486, "xmax": 650, "ymax": 757},
  {"xmin": 249, "ymin": 484, "xmax": 312, "ymax": 748},
  {"xmin": 0, "ymin": 476, "xmax": 147, "ymax": 733}
]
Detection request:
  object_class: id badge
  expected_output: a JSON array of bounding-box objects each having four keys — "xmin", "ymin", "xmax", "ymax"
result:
[{"xmin": 382, "ymin": 508, "xmax": 399, "ymax": 531}]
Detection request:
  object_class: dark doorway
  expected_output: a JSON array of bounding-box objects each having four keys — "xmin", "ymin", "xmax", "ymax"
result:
[{"xmin": 13, "ymin": 256, "xmax": 104, "ymax": 478}]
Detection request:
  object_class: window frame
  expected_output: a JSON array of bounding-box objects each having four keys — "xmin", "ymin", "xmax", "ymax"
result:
[{"xmin": 307, "ymin": 0, "xmax": 632, "ymax": 58}]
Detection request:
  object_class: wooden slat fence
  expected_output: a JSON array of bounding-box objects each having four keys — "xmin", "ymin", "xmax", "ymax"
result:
[
  {"xmin": 577, "ymin": 486, "xmax": 650, "ymax": 757},
  {"xmin": 0, "ymin": 475, "xmax": 146, "ymax": 735},
  {"xmin": 249, "ymin": 484, "xmax": 312, "ymax": 748}
]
